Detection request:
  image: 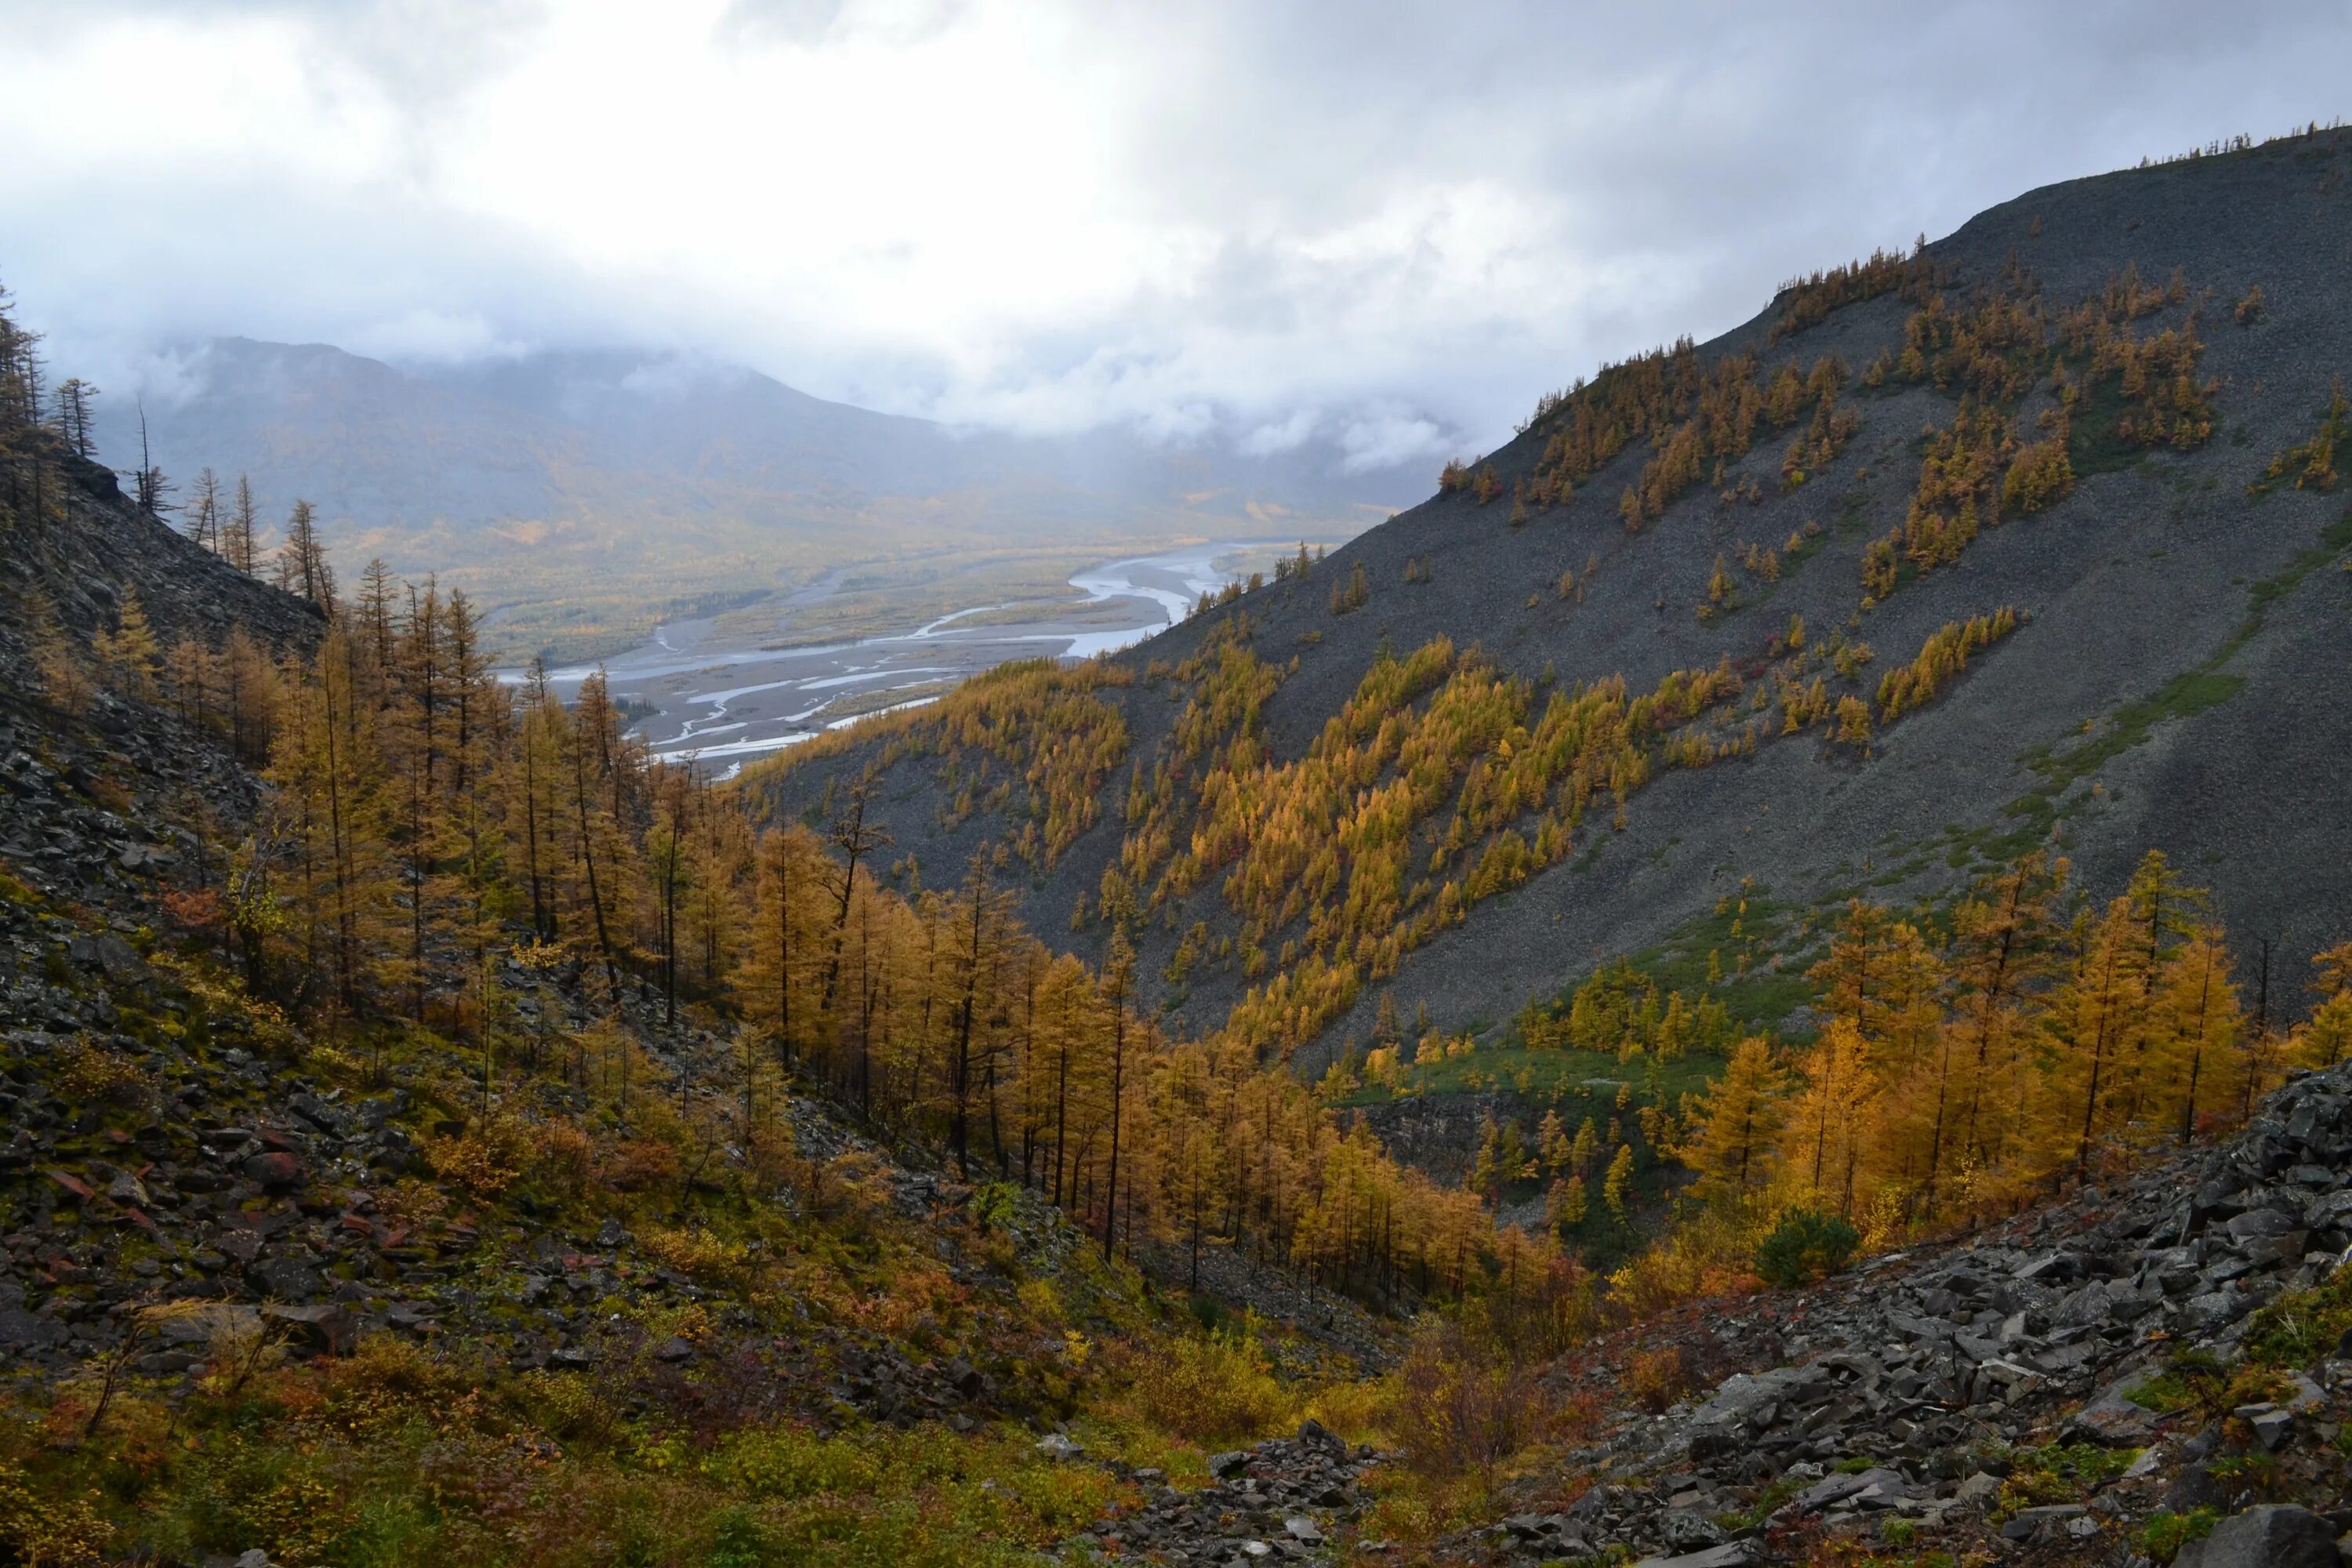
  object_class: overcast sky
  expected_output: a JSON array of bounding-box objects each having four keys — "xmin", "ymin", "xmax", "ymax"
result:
[{"xmin": 3, "ymin": 0, "xmax": 2347, "ymax": 468}]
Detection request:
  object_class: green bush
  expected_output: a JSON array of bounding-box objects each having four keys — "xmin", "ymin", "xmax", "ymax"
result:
[
  {"xmin": 2140, "ymin": 1507, "xmax": 2220, "ymax": 1563},
  {"xmin": 969, "ymin": 1181, "xmax": 1020, "ymax": 1234},
  {"xmin": 2242, "ymin": 1262, "xmax": 2352, "ymax": 1370},
  {"xmin": 1754, "ymin": 1209, "xmax": 1859, "ymax": 1287}
]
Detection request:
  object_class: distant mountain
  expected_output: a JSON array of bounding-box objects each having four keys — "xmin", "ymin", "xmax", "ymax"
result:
[{"xmin": 93, "ymin": 339, "xmax": 1418, "ymax": 655}]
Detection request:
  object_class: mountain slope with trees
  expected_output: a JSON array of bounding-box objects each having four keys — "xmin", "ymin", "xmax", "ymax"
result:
[
  {"xmin": 745, "ymin": 126, "xmax": 2352, "ymax": 1077},
  {"xmin": 3, "ymin": 132, "xmax": 2352, "ymax": 1567}
]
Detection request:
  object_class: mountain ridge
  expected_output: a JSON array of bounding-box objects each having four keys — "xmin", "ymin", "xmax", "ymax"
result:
[{"xmin": 744, "ymin": 126, "xmax": 2352, "ymax": 1061}]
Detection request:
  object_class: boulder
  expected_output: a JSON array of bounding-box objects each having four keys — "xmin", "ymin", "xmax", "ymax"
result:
[
  {"xmin": 2174, "ymin": 1504, "xmax": 2339, "ymax": 1568},
  {"xmin": 1294, "ymin": 1417, "xmax": 1347, "ymax": 1457},
  {"xmin": 261, "ymin": 1303, "xmax": 354, "ymax": 1355},
  {"xmin": 0, "ymin": 1306, "xmax": 64, "ymax": 1347},
  {"xmin": 1661, "ymin": 1508, "xmax": 1728, "ymax": 1549},
  {"xmin": 1631, "ymin": 1544, "xmax": 1763, "ymax": 1568},
  {"xmin": 2062, "ymin": 1376, "xmax": 2165, "ymax": 1446},
  {"xmin": 242, "ymin": 1150, "xmax": 304, "ymax": 1189},
  {"xmin": 249, "ymin": 1255, "xmax": 322, "ymax": 1301}
]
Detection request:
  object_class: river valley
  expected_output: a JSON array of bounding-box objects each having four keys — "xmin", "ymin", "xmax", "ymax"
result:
[{"xmin": 524, "ymin": 539, "xmax": 1330, "ymax": 775}]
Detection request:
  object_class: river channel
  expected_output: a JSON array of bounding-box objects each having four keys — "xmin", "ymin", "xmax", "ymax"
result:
[{"xmin": 527, "ymin": 541, "xmax": 1308, "ymax": 777}]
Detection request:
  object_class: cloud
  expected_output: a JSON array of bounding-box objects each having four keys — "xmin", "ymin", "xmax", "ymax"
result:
[
  {"xmin": 618, "ymin": 354, "xmax": 749, "ymax": 401},
  {"xmin": 346, "ymin": 308, "xmax": 531, "ymax": 365},
  {"xmin": 123, "ymin": 346, "xmax": 216, "ymax": 411},
  {"xmin": 1, "ymin": 0, "xmax": 2346, "ymax": 464},
  {"xmin": 1238, "ymin": 409, "xmax": 1319, "ymax": 457},
  {"xmin": 1339, "ymin": 411, "xmax": 1451, "ymax": 476}
]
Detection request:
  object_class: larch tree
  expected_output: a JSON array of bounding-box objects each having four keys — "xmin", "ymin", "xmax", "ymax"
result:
[
  {"xmin": 187, "ymin": 467, "xmax": 223, "ymax": 552},
  {"xmin": 224, "ymin": 474, "xmax": 261, "ymax": 573},
  {"xmin": 1676, "ymin": 1036, "xmax": 1786, "ymax": 1207}
]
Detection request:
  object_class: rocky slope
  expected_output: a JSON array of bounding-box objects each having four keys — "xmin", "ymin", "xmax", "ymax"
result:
[
  {"xmin": 1431, "ymin": 1065, "xmax": 2352, "ymax": 1566},
  {"xmin": 0, "ymin": 457, "xmax": 1395, "ymax": 1561},
  {"xmin": 0, "ymin": 454, "xmax": 319, "ymax": 909},
  {"xmin": 749, "ymin": 129, "xmax": 2352, "ymax": 1066},
  {"xmin": 1046, "ymin": 1064, "xmax": 2352, "ymax": 1566},
  {"xmin": 0, "ymin": 467, "xmax": 1076, "ymax": 1415}
]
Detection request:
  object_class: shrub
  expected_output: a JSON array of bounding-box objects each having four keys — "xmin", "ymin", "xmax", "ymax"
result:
[
  {"xmin": 424, "ymin": 1118, "xmax": 528, "ymax": 1199},
  {"xmin": 603, "ymin": 1137, "xmax": 681, "ymax": 1192},
  {"xmin": 57, "ymin": 1035, "xmax": 147, "ymax": 1105},
  {"xmin": 530, "ymin": 1123, "xmax": 595, "ymax": 1194},
  {"xmin": 1754, "ymin": 1208, "xmax": 1859, "ymax": 1287},
  {"xmin": 1122, "ymin": 1328, "xmax": 1294, "ymax": 1445},
  {"xmin": 1627, "ymin": 1345, "xmax": 1690, "ymax": 1413},
  {"xmin": 1387, "ymin": 1325, "xmax": 1545, "ymax": 1485},
  {"xmin": 508, "ymin": 1368, "xmax": 618, "ymax": 1445},
  {"xmin": 1300, "ymin": 1374, "xmax": 1384, "ymax": 1442},
  {"xmin": 642, "ymin": 1226, "xmax": 749, "ymax": 1284},
  {"xmin": 969, "ymin": 1180, "xmax": 1020, "ymax": 1234},
  {"xmin": 2140, "ymin": 1506, "xmax": 2220, "ymax": 1563},
  {"xmin": 0, "ymin": 1460, "xmax": 113, "ymax": 1564}
]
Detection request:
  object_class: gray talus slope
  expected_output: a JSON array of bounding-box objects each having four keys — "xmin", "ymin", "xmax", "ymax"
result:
[{"xmin": 750, "ymin": 130, "xmax": 2352, "ymax": 1058}]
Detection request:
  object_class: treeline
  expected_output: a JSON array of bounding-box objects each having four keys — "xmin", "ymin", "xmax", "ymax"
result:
[
  {"xmin": 0, "ymin": 278, "xmax": 332, "ymax": 596},
  {"xmin": 0, "ymin": 279, "xmax": 66, "ymax": 532}
]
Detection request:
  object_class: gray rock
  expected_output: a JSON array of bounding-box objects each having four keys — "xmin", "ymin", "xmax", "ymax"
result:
[
  {"xmin": 1034, "ymin": 1432, "xmax": 1083, "ymax": 1462},
  {"xmin": 2173, "ymin": 1504, "xmax": 2339, "ymax": 1568},
  {"xmin": 1630, "ymin": 1544, "xmax": 1762, "ymax": 1568},
  {"xmin": 2245, "ymin": 1405, "xmax": 2294, "ymax": 1450},
  {"xmin": 1791, "ymin": 1466, "xmax": 1904, "ymax": 1515},
  {"xmin": 261, "ymin": 1302, "xmax": 353, "ymax": 1354},
  {"xmin": 66, "ymin": 931, "xmax": 148, "ymax": 984},
  {"xmin": 2063, "ymin": 1375, "xmax": 2165, "ymax": 1445},
  {"xmin": 2001, "ymin": 1503, "xmax": 2086, "ymax": 1541},
  {"xmin": 0, "ymin": 1306, "xmax": 64, "ymax": 1347},
  {"xmin": 249, "ymin": 1255, "xmax": 322, "ymax": 1301},
  {"xmin": 1294, "ymin": 1417, "xmax": 1347, "ymax": 1456},
  {"xmin": 1661, "ymin": 1509, "xmax": 1727, "ymax": 1549}
]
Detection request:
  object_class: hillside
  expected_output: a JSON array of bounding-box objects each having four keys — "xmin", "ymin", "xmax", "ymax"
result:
[
  {"xmin": 745, "ymin": 128, "xmax": 2352, "ymax": 1069},
  {"xmin": 96, "ymin": 339, "xmax": 1411, "ymax": 659},
  {"xmin": 6, "ymin": 132, "xmax": 2352, "ymax": 1568},
  {"xmin": 2, "ymin": 342, "xmax": 1416, "ymax": 1563}
]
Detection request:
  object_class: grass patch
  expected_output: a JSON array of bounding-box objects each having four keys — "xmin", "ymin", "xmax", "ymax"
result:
[
  {"xmin": 2014, "ymin": 506, "xmax": 2351, "ymax": 811},
  {"xmin": 1996, "ymin": 1443, "xmax": 2141, "ymax": 1516},
  {"xmin": 2019, "ymin": 668, "xmax": 2246, "ymax": 800},
  {"xmin": 1347, "ymin": 1043, "xmax": 1721, "ymax": 1108},
  {"xmin": 2242, "ymin": 1262, "xmax": 2352, "ymax": 1370},
  {"xmin": 2067, "ymin": 367, "xmax": 2160, "ymax": 480},
  {"xmin": 2140, "ymin": 1507, "xmax": 2221, "ymax": 1564}
]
